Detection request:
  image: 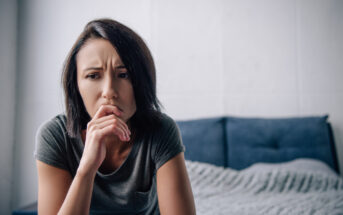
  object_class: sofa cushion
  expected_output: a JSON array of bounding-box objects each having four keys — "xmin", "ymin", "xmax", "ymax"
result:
[
  {"xmin": 176, "ymin": 117, "xmax": 226, "ymax": 166},
  {"xmin": 225, "ymin": 115, "xmax": 336, "ymax": 170}
]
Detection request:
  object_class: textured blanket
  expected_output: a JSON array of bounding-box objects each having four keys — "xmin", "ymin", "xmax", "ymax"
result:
[{"xmin": 185, "ymin": 159, "xmax": 343, "ymax": 215}]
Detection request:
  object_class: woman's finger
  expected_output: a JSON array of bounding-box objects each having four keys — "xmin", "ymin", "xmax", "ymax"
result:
[
  {"xmin": 93, "ymin": 105, "xmax": 122, "ymax": 120},
  {"xmin": 99, "ymin": 122, "xmax": 129, "ymax": 142},
  {"xmin": 90, "ymin": 117, "xmax": 130, "ymax": 141},
  {"xmin": 91, "ymin": 114, "xmax": 117, "ymax": 126},
  {"xmin": 91, "ymin": 114, "xmax": 130, "ymax": 139}
]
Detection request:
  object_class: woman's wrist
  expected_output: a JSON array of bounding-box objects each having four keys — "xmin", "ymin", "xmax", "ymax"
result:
[
  {"xmin": 77, "ymin": 162, "xmax": 97, "ymax": 179},
  {"xmin": 58, "ymin": 163, "xmax": 95, "ymax": 215}
]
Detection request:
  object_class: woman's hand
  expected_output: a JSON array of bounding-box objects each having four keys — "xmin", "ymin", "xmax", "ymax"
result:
[{"xmin": 78, "ymin": 105, "xmax": 131, "ymax": 175}]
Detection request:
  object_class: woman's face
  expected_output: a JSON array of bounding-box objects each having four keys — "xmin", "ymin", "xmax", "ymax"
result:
[{"xmin": 76, "ymin": 38, "xmax": 136, "ymax": 123}]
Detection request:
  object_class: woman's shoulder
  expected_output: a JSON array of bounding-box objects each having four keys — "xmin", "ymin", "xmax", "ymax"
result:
[
  {"xmin": 149, "ymin": 112, "xmax": 181, "ymax": 140},
  {"xmin": 34, "ymin": 114, "xmax": 72, "ymax": 171},
  {"xmin": 157, "ymin": 113, "xmax": 179, "ymax": 131},
  {"xmin": 36, "ymin": 114, "xmax": 68, "ymax": 139},
  {"xmin": 149, "ymin": 113, "xmax": 185, "ymax": 169}
]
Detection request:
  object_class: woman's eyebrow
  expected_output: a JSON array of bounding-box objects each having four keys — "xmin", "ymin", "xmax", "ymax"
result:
[
  {"xmin": 83, "ymin": 67, "xmax": 103, "ymax": 72},
  {"xmin": 83, "ymin": 65, "xmax": 126, "ymax": 73},
  {"xmin": 115, "ymin": 65, "xmax": 126, "ymax": 69}
]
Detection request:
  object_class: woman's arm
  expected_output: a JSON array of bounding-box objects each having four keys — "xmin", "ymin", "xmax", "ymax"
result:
[
  {"xmin": 57, "ymin": 165, "xmax": 96, "ymax": 214},
  {"xmin": 156, "ymin": 152, "xmax": 196, "ymax": 215},
  {"xmin": 37, "ymin": 161, "xmax": 96, "ymax": 215},
  {"xmin": 36, "ymin": 105, "xmax": 131, "ymax": 214},
  {"xmin": 36, "ymin": 161, "xmax": 72, "ymax": 215}
]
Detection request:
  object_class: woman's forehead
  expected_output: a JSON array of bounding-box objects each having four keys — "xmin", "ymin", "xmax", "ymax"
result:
[{"xmin": 76, "ymin": 39, "xmax": 124, "ymax": 71}]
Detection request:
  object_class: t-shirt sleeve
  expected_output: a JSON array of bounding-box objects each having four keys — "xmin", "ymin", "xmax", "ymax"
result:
[
  {"xmin": 152, "ymin": 114, "xmax": 185, "ymax": 170},
  {"xmin": 34, "ymin": 117, "xmax": 69, "ymax": 171}
]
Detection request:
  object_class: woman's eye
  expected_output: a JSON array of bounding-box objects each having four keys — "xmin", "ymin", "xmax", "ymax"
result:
[
  {"xmin": 118, "ymin": 72, "xmax": 129, "ymax": 79},
  {"xmin": 86, "ymin": 73, "xmax": 100, "ymax": 79}
]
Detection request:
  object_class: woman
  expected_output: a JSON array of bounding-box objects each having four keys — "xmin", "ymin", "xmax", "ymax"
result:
[{"xmin": 35, "ymin": 18, "xmax": 196, "ymax": 215}]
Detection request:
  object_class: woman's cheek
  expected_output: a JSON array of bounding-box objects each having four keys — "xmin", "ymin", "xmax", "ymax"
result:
[{"xmin": 81, "ymin": 97, "xmax": 95, "ymax": 118}]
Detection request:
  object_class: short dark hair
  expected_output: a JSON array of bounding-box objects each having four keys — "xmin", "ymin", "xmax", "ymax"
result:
[{"xmin": 62, "ymin": 18, "xmax": 162, "ymax": 138}]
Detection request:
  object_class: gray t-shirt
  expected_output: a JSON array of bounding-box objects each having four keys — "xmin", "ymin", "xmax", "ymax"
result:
[{"xmin": 34, "ymin": 113, "xmax": 185, "ymax": 215}]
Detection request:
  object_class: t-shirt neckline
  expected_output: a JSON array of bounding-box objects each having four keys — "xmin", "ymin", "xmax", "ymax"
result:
[{"xmin": 76, "ymin": 131, "xmax": 139, "ymax": 178}]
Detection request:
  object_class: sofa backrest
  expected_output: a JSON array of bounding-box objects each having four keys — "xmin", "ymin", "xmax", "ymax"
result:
[{"xmin": 176, "ymin": 115, "xmax": 339, "ymax": 173}]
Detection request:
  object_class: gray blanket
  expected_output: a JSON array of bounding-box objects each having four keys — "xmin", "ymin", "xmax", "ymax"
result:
[{"xmin": 185, "ymin": 159, "xmax": 343, "ymax": 215}]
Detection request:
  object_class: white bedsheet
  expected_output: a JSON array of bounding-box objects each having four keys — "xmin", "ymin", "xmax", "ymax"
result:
[{"xmin": 185, "ymin": 159, "xmax": 343, "ymax": 215}]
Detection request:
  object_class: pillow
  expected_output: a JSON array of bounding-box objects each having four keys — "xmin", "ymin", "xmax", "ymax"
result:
[
  {"xmin": 244, "ymin": 158, "xmax": 338, "ymax": 176},
  {"xmin": 177, "ymin": 117, "xmax": 226, "ymax": 166},
  {"xmin": 225, "ymin": 115, "xmax": 337, "ymax": 170}
]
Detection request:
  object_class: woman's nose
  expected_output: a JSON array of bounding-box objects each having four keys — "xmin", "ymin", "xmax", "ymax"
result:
[{"xmin": 102, "ymin": 76, "xmax": 118, "ymax": 99}]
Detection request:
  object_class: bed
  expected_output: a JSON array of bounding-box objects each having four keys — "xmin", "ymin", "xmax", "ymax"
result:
[
  {"xmin": 13, "ymin": 115, "xmax": 342, "ymax": 215},
  {"xmin": 176, "ymin": 115, "xmax": 343, "ymax": 215}
]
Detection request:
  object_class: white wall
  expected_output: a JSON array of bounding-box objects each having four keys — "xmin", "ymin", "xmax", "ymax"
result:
[
  {"xmin": 11, "ymin": 0, "xmax": 343, "ymax": 209},
  {"xmin": 0, "ymin": 0, "xmax": 17, "ymax": 214}
]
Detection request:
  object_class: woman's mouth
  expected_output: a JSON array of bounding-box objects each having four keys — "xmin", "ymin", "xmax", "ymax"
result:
[
  {"xmin": 99, "ymin": 103, "xmax": 124, "ymax": 115},
  {"xmin": 102, "ymin": 103, "xmax": 123, "ymax": 113},
  {"xmin": 114, "ymin": 105, "xmax": 123, "ymax": 113}
]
